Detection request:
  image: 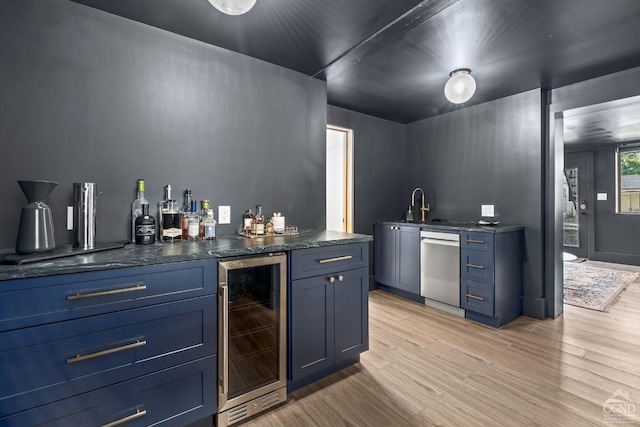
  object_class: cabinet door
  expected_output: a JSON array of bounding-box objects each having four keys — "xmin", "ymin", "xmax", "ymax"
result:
[
  {"xmin": 396, "ymin": 226, "xmax": 420, "ymax": 294},
  {"xmin": 374, "ymin": 224, "xmax": 396, "ymax": 287},
  {"xmin": 289, "ymin": 276, "xmax": 335, "ymax": 382},
  {"xmin": 334, "ymin": 268, "xmax": 369, "ymax": 364}
]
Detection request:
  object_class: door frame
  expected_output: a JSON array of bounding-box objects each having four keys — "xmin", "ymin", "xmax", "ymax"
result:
[
  {"xmin": 547, "ymin": 93, "xmax": 640, "ymax": 319},
  {"xmin": 326, "ymin": 124, "xmax": 354, "ymax": 233}
]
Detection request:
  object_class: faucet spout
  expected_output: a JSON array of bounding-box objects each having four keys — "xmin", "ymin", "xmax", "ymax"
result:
[{"xmin": 411, "ymin": 187, "xmax": 430, "ymax": 223}]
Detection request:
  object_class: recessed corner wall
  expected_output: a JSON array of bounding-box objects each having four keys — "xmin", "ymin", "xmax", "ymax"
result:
[
  {"xmin": 327, "ymin": 105, "xmax": 405, "ymax": 236},
  {"xmin": 405, "ymin": 89, "xmax": 545, "ymax": 319}
]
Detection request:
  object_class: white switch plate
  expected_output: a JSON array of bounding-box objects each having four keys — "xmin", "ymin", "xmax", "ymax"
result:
[
  {"xmin": 481, "ymin": 205, "xmax": 495, "ymax": 217},
  {"xmin": 597, "ymin": 193, "xmax": 608, "ymax": 201},
  {"xmin": 219, "ymin": 206, "xmax": 231, "ymax": 224},
  {"xmin": 67, "ymin": 206, "xmax": 74, "ymax": 230}
]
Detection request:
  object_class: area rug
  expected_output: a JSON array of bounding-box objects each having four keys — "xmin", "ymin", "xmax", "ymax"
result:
[{"xmin": 564, "ymin": 263, "xmax": 638, "ymax": 311}]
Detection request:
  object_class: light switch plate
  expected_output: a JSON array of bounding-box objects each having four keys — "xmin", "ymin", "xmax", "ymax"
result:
[
  {"xmin": 219, "ymin": 206, "xmax": 231, "ymax": 224},
  {"xmin": 481, "ymin": 205, "xmax": 495, "ymax": 217},
  {"xmin": 67, "ymin": 206, "xmax": 74, "ymax": 230}
]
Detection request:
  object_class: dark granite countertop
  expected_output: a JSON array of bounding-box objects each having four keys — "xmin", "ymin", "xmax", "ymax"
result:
[
  {"xmin": 0, "ymin": 229, "xmax": 372, "ymax": 281},
  {"xmin": 376, "ymin": 220, "xmax": 524, "ymax": 233}
]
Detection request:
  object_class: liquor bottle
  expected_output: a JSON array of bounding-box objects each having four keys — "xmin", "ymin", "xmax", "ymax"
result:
[
  {"xmin": 243, "ymin": 209, "xmax": 254, "ymax": 234},
  {"xmin": 135, "ymin": 203, "xmax": 156, "ymax": 245},
  {"xmin": 201, "ymin": 200, "xmax": 217, "ymax": 240},
  {"xmin": 254, "ymin": 204, "xmax": 265, "ymax": 235},
  {"xmin": 131, "ymin": 179, "xmax": 148, "ymax": 242},
  {"xmin": 158, "ymin": 185, "xmax": 182, "ymax": 243},
  {"xmin": 265, "ymin": 217, "xmax": 275, "ymax": 235},
  {"xmin": 182, "ymin": 189, "xmax": 192, "ymax": 240},
  {"xmin": 187, "ymin": 200, "xmax": 200, "ymax": 241}
]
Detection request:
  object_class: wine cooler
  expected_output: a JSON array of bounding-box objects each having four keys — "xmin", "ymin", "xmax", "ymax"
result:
[{"xmin": 216, "ymin": 253, "xmax": 287, "ymax": 426}]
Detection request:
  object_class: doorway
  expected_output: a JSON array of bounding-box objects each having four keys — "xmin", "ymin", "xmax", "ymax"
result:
[
  {"xmin": 563, "ymin": 152, "xmax": 593, "ymax": 259},
  {"xmin": 549, "ymin": 93, "xmax": 640, "ymax": 318},
  {"xmin": 326, "ymin": 125, "xmax": 353, "ymax": 233}
]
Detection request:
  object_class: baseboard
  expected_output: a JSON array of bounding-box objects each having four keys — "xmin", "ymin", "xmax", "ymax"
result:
[
  {"xmin": 591, "ymin": 251, "xmax": 640, "ymax": 266},
  {"xmin": 523, "ymin": 295, "xmax": 546, "ymax": 319}
]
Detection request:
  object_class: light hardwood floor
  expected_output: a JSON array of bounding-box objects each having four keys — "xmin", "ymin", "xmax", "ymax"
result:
[{"xmin": 242, "ymin": 261, "xmax": 640, "ymax": 426}]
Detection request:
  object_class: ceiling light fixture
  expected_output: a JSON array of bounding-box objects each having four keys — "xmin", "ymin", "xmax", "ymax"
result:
[
  {"xmin": 444, "ymin": 68, "xmax": 476, "ymax": 104},
  {"xmin": 207, "ymin": 0, "xmax": 256, "ymax": 16}
]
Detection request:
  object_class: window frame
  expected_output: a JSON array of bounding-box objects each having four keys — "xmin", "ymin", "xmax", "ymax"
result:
[{"xmin": 616, "ymin": 143, "xmax": 640, "ymax": 214}]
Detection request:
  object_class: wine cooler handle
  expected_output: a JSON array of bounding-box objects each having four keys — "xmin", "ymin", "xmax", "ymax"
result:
[{"xmin": 220, "ymin": 284, "xmax": 229, "ymax": 395}]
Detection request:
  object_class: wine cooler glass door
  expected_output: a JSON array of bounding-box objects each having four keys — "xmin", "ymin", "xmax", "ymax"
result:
[{"xmin": 218, "ymin": 253, "xmax": 287, "ymax": 415}]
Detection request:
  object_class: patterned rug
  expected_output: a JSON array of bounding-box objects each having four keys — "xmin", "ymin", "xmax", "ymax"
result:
[{"xmin": 564, "ymin": 263, "xmax": 638, "ymax": 311}]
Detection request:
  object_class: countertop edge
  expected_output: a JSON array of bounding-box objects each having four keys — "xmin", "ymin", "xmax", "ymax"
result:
[
  {"xmin": 0, "ymin": 230, "xmax": 372, "ymax": 281},
  {"xmin": 375, "ymin": 220, "xmax": 524, "ymax": 233}
]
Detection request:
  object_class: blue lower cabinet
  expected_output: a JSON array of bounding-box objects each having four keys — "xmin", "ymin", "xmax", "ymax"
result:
[
  {"xmin": 289, "ymin": 275, "xmax": 335, "ymax": 381},
  {"xmin": 289, "ymin": 244, "xmax": 369, "ymax": 391},
  {"xmin": 1, "ymin": 356, "xmax": 216, "ymax": 427},
  {"xmin": 287, "ymin": 243, "xmax": 369, "ymax": 391},
  {"xmin": 460, "ymin": 230, "xmax": 523, "ymax": 328},
  {"xmin": 334, "ymin": 268, "xmax": 369, "ymax": 364},
  {"xmin": 0, "ymin": 260, "xmax": 218, "ymax": 425},
  {"xmin": 0, "ymin": 296, "xmax": 215, "ymax": 416}
]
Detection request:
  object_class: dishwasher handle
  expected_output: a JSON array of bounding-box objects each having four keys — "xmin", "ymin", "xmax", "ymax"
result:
[{"xmin": 421, "ymin": 237, "xmax": 460, "ymax": 247}]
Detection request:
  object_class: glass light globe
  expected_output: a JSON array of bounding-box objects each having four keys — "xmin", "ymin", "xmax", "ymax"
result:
[
  {"xmin": 444, "ymin": 69, "xmax": 476, "ymax": 104},
  {"xmin": 208, "ymin": 0, "xmax": 257, "ymax": 15}
]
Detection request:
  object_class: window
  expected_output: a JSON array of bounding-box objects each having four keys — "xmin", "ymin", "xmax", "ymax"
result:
[{"xmin": 617, "ymin": 145, "xmax": 640, "ymax": 214}]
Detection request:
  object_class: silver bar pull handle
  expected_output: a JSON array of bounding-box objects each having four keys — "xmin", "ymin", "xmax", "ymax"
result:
[
  {"xmin": 67, "ymin": 283, "xmax": 146, "ymax": 300},
  {"xmin": 466, "ymin": 239, "xmax": 486, "ymax": 244},
  {"xmin": 466, "ymin": 293, "xmax": 485, "ymax": 301},
  {"xmin": 67, "ymin": 340, "xmax": 146, "ymax": 364},
  {"xmin": 466, "ymin": 263, "xmax": 486, "ymax": 269},
  {"xmin": 220, "ymin": 285, "xmax": 229, "ymax": 395},
  {"xmin": 101, "ymin": 408, "xmax": 147, "ymax": 427},
  {"xmin": 318, "ymin": 255, "xmax": 353, "ymax": 264}
]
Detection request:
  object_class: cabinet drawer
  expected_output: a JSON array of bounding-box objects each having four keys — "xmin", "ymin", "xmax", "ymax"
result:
[
  {"xmin": 0, "ymin": 260, "xmax": 216, "ymax": 332},
  {"xmin": 0, "ymin": 295, "xmax": 215, "ymax": 416},
  {"xmin": 461, "ymin": 232, "xmax": 494, "ymax": 252},
  {"xmin": 461, "ymin": 280, "xmax": 494, "ymax": 317},
  {"xmin": 1, "ymin": 355, "xmax": 217, "ymax": 427},
  {"xmin": 461, "ymin": 249, "xmax": 495, "ymax": 284},
  {"xmin": 291, "ymin": 243, "xmax": 368, "ymax": 280}
]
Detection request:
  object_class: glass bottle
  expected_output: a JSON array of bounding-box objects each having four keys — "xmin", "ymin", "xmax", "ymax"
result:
[
  {"xmin": 159, "ymin": 184, "xmax": 182, "ymax": 243},
  {"xmin": 131, "ymin": 179, "xmax": 148, "ymax": 242},
  {"xmin": 182, "ymin": 189, "xmax": 192, "ymax": 240},
  {"xmin": 243, "ymin": 209, "xmax": 254, "ymax": 234},
  {"xmin": 135, "ymin": 203, "xmax": 156, "ymax": 245},
  {"xmin": 202, "ymin": 201, "xmax": 217, "ymax": 240},
  {"xmin": 254, "ymin": 204, "xmax": 265, "ymax": 235},
  {"xmin": 187, "ymin": 200, "xmax": 200, "ymax": 241},
  {"xmin": 265, "ymin": 217, "xmax": 274, "ymax": 235}
]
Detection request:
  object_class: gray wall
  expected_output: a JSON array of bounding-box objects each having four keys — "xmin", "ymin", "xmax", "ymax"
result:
[
  {"xmin": 405, "ymin": 89, "xmax": 545, "ymax": 319},
  {"xmin": 327, "ymin": 105, "xmax": 405, "ymax": 235},
  {"xmin": 0, "ymin": 0, "xmax": 327, "ymax": 248}
]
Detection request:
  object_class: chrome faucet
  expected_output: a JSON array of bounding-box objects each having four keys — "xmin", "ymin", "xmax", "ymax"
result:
[{"xmin": 411, "ymin": 187, "xmax": 430, "ymax": 223}]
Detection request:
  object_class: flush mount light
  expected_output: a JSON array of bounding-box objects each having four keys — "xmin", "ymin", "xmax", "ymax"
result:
[
  {"xmin": 444, "ymin": 68, "xmax": 476, "ymax": 104},
  {"xmin": 207, "ymin": 0, "xmax": 257, "ymax": 15}
]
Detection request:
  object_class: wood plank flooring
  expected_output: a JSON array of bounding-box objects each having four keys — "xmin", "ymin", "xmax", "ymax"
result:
[{"xmin": 241, "ymin": 261, "xmax": 640, "ymax": 426}]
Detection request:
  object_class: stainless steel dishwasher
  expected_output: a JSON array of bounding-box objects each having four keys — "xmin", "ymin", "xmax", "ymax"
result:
[{"xmin": 420, "ymin": 230, "xmax": 464, "ymax": 317}]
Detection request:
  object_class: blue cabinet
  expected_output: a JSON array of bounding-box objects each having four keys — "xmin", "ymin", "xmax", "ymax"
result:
[
  {"xmin": 288, "ymin": 243, "xmax": 369, "ymax": 391},
  {"xmin": 374, "ymin": 224, "xmax": 420, "ymax": 296},
  {"xmin": 460, "ymin": 230, "xmax": 523, "ymax": 328},
  {"xmin": 0, "ymin": 260, "xmax": 217, "ymax": 426}
]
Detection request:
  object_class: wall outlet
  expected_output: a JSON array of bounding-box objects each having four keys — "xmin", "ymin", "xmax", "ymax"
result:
[
  {"xmin": 67, "ymin": 206, "xmax": 74, "ymax": 230},
  {"xmin": 219, "ymin": 206, "xmax": 231, "ymax": 224},
  {"xmin": 481, "ymin": 204, "xmax": 495, "ymax": 217}
]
